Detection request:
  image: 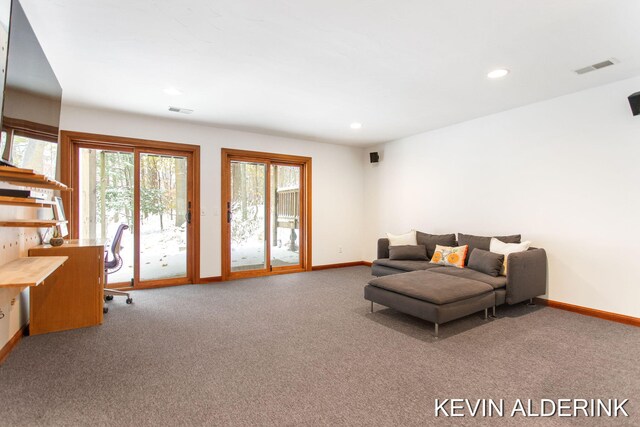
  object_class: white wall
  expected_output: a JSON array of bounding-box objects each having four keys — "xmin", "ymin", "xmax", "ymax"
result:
[
  {"xmin": 0, "ymin": 193, "xmax": 47, "ymax": 352},
  {"xmin": 364, "ymin": 75, "xmax": 640, "ymax": 318},
  {"xmin": 59, "ymin": 105, "xmax": 365, "ymax": 278}
]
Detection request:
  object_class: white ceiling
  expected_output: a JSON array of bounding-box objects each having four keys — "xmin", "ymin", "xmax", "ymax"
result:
[{"xmin": 20, "ymin": 0, "xmax": 640, "ymax": 146}]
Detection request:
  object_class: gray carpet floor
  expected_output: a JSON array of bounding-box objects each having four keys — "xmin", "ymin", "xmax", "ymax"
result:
[{"xmin": 0, "ymin": 266, "xmax": 638, "ymax": 426}]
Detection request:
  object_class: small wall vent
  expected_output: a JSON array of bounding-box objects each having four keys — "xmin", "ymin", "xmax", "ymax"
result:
[
  {"xmin": 168, "ymin": 106, "xmax": 194, "ymax": 114},
  {"xmin": 574, "ymin": 58, "xmax": 618, "ymax": 75}
]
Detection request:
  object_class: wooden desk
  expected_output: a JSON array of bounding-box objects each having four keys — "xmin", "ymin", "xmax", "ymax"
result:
[
  {"xmin": 28, "ymin": 239, "xmax": 106, "ymax": 335},
  {"xmin": 0, "ymin": 257, "xmax": 68, "ymax": 288}
]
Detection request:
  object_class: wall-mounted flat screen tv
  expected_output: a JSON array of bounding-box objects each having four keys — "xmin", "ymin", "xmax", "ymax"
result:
[{"xmin": 0, "ymin": 0, "xmax": 62, "ymax": 172}]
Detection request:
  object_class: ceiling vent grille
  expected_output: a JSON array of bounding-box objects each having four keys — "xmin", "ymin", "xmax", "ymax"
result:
[
  {"xmin": 168, "ymin": 106, "xmax": 194, "ymax": 114},
  {"xmin": 574, "ymin": 58, "xmax": 618, "ymax": 75}
]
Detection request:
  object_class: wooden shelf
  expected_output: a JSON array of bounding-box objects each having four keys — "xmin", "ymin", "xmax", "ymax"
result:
[
  {"xmin": 0, "ymin": 196, "xmax": 54, "ymax": 208},
  {"xmin": 0, "ymin": 219, "xmax": 67, "ymax": 228},
  {"xmin": 0, "ymin": 166, "xmax": 70, "ymax": 191},
  {"xmin": 0, "ymin": 256, "xmax": 68, "ymax": 288}
]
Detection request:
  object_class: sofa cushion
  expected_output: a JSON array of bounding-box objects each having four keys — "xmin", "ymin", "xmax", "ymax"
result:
[
  {"xmin": 372, "ymin": 263, "xmax": 407, "ymax": 277},
  {"xmin": 386, "ymin": 230, "xmax": 417, "ymax": 246},
  {"xmin": 416, "ymin": 231, "xmax": 457, "ymax": 259},
  {"xmin": 389, "ymin": 245, "xmax": 428, "ymax": 261},
  {"xmin": 467, "ymin": 248, "xmax": 504, "ymax": 277},
  {"xmin": 457, "ymin": 233, "xmax": 521, "ymax": 264},
  {"xmin": 429, "ymin": 266, "xmax": 507, "ymax": 289},
  {"xmin": 373, "ymin": 258, "xmax": 442, "ymax": 272},
  {"xmin": 489, "ymin": 238, "xmax": 531, "ymax": 275},
  {"xmin": 430, "ymin": 244, "xmax": 468, "ymax": 268},
  {"xmin": 368, "ymin": 270, "xmax": 493, "ymax": 305},
  {"xmin": 377, "ymin": 238, "xmax": 391, "ymax": 259}
]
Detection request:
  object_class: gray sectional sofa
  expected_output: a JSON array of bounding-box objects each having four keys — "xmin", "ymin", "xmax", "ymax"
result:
[{"xmin": 365, "ymin": 233, "xmax": 547, "ymax": 336}]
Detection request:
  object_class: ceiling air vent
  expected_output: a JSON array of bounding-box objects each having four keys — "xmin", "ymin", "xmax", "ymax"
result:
[
  {"xmin": 574, "ymin": 58, "xmax": 618, "ymax": 75},
  {"xmin": 168, "ymin": 106, "xmax": 194, "ymax": 114}
]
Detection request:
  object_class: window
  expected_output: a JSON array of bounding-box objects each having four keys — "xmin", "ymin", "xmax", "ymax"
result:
[
  {"xmin": 0, "ymin": 118, "xmax": 59, "ymax": 177},
  {"xmin": 10, "ymin": 134, "xmax": 58, "ymax": 177},
  {"xmin": 0, "ymin": 131, "xmax": 7, "ymax": 160}
]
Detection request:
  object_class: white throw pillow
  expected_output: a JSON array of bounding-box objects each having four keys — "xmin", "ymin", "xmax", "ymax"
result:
[
  {"xmin": 386, "ymin": 230, "xmax": 417, "ymax": 246},
  {"xmin": 489, "ymin": 237, "xmax": 531, "ymax": 276}
]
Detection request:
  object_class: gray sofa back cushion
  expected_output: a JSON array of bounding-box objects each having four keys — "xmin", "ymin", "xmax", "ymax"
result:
[
  {"xmin": 467, "ymin": 248, "xmax": 504, "ymax": 277},
  {"xmin": 416, "ymin": 231, "xmax": 457, "ymax": 259},
  {"xmin": 457, "ymin": 233, "xmax": 521, "ymax": 264},
  {"xmin": 389, "ymin": 245, "xmax": 428, "ymax": 261}
]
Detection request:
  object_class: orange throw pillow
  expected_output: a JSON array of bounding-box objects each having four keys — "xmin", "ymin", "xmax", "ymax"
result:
[{"xmin": 430, "ymin": 244, "xmax": 468, "ymax": 268}]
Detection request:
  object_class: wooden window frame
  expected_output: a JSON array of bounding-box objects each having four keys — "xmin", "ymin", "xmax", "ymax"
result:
[{"xmin": 221, "ymin": 148, "xmax": 312, "ymax": 281}]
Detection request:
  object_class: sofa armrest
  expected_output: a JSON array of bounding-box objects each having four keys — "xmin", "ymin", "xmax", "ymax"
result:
[
  {"xmin": 505, "ymin": 248, "xmax": 547, "ymax": 305},
  {"xmin": 377, "ymin": 238, "xmax": 390, "ymax": 259}
]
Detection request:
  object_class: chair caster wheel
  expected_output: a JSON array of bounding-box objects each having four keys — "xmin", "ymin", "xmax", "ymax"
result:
[
  {"xmin": 105, "ymin": 295, "xmax": 114, "ymax": 301},
  {"xmin": 103, "ymin": 306, "xmax": 109, "ymax": 314},
  {"xmin": 126, "ymin": 298, "xmax": 133, "ymax": 304}
]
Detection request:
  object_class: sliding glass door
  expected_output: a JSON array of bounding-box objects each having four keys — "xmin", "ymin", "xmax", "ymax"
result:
[
  {"xmin": 139, "ymin": 153, "xmax": 189, "ymax": 281},
  {"xmin": 270, "ymin": 164, "xmax": 301, "ymax": 267},
  {"xmin": 222, "ymin": 149, "xmax": 311, "ymax": 280},
  {"xmin": 230, "ymin": 161, "xmax": 268, "ymax": 273},
  {"xmin": 78, "ymin": 147, "xmax": 134, "ymax": 284},
  {"xmin": 72, "ymin": 140, "xmax": 196, "ymax": 288}
]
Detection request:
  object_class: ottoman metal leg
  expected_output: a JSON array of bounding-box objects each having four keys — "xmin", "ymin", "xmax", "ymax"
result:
[
  {"xmin": 434, "ymin": 323, "xmax": 439, "ymax": 337},
  {"xmin": 370, "ymin": 301, "xmax": 374, "ymax": 313},
  {"xmin": 484, "ymin": 308, "xmax": 488, "ymax": 320}
]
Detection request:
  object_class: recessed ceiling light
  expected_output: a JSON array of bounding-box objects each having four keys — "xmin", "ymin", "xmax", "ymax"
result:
[
  {"xmin": 350, "ymin": 122, "xmax": 362, "ymax": 129},
  {"xmin": 163, "ymin": 87, "xmax": 182, "ymax": 96},
  {"xmin": 487, "ymin": 69, "xmax": 510, "ymax": 79}
]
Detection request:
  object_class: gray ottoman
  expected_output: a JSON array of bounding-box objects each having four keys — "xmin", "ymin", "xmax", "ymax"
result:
[{"xmin": 365, "ymin": 270, "xmax": 495, "ymax": 336}]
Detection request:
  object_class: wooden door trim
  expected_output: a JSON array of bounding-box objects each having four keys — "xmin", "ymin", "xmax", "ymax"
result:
[
  {"xmin": 60, "ymin": 131, "xmax": 200, "ymax": 152},
  {"xmin": 60, "ymin": 130, "xmax": 201, "ymax": 286},
  {"xmin": 72, "ymin": 141, "xmax": 135, "ymax": 153},
  {"xmin": 221, "ymin": 148, "xmax": 312, "ymax": 281},
  {"xmin": 133, "ymin": 150, "xmax": 141, "ymax": 287}
]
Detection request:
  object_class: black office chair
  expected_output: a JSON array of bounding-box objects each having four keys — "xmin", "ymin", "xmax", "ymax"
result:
[{"xmin": 104, "ymin": 224, "xmax": 132, "ymax": 313}]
